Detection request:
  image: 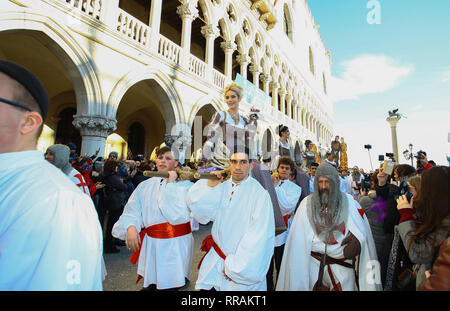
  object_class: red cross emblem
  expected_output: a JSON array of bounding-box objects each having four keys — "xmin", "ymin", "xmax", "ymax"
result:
[{"xmin": 73, "ymin": 173, "xmax": 88, "ymax": 194}]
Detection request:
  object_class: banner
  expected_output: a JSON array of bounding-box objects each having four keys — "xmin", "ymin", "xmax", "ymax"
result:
[{"xmin": 234, "ymin": 73, "xmax": 271, "ymax": 112}]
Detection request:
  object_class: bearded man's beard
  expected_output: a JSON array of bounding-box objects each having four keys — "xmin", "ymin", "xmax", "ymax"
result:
[
  {"xmin": 318, "ymin": 188, "xmax": 333, "ymax": 227},
  {"xmin": 319, "ymin": 189, "xmax": 330, "ymax": 208}
]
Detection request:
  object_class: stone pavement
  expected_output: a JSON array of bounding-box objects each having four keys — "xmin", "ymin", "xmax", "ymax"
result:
[{"xmin": 102, "ymin": 222, "xmax": 212, "ymax": 291}]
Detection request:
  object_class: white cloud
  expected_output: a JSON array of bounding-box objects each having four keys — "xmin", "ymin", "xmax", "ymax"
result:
[
  {"xmin": 442, "ymin": 67, "xmax": 450, "ymax": 83},
  {"xmin": 329, "ymin": 55, "xmax": 414, "ymax": 102}
]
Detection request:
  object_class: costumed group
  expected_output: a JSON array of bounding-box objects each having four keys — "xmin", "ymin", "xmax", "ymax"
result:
[{"xmin": 0, "ymin": 60, "xmax": 381, "ymax": 291}]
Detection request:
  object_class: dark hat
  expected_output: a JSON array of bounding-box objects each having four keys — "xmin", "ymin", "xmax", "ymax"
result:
[
  {"xmin": 0, "ymin": 60, "xmax": 49, "ymax": 120},
  {"xmin": 67, "ymin": 142, "xmax": 77, "ymax": 151}
]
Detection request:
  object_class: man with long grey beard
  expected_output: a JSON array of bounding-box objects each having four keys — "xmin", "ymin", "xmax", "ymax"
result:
[{"xmin": 276, "ymin": 163, "xmax": 381, "ymax": 291}]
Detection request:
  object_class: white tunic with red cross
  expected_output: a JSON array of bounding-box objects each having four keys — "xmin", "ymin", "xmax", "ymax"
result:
[{"xmin": 68, "ymin": 168, "xmax": 90, "ymax": 195}]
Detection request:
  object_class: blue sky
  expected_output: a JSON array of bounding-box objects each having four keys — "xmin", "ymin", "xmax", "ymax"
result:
[{"xmin": 307, "ymin": 0, "xmax": 450, "ymax": 171}]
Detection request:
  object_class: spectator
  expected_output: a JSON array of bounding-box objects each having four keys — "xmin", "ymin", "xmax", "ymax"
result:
[
  {"xmin": 108, "ymin": 151, "xmax": 118, "ymax": 160},
  {"xmin": 307, "ymin": 162, "xmax": 319, "ymax": 193},
  {"xmin": 67, "ymin": 142, "xmax": 78, "ymax": 164},
  {"xmin": 102, "ymin": 159, "xmax": 128, "ymax": 253},
  {"xmin": 91, "ymin": 158, "xmax": 106, "ymax": 227},
  {"xmin": 348, "ymin": 166, "xmax": 363, "ymax": 200},
  {"xmin": 118, "ymin": 162, "xmax": 135, "ymax": 201},
  {"xmin": 376, "ymin": 163, "xmax": 417, "ymax": 286},
  {"xmin": 359, "ymin": 171, "xmax": 384, "ymax": 261},
  {"xmin": 395, "ymin": 166, "xmax": 450, "ymax": 289},
  {"xmin": 45, "ymin": 144, "xmax": 91, "ymax": 195},
  {"xmin": 415, "ymin": 150, "xmax": 434, "ymax": 174},
  {"xmin": 418, "ymin": 237, "xmax": 450, "ymax": 291}
]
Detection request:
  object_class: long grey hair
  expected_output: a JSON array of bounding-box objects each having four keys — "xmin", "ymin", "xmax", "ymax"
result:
[{"xmin": 307, "ymin": 163, "xmax": 349, "ymax": 243}]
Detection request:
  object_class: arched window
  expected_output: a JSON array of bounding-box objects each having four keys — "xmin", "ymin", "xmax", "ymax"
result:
[
  {"xmin": 309, "ymin": 46, "xmax": 315, "ymax": 75},
  {"xmin": 127, "ymin": 122, "xmax": 146, "ymax": 157},
  {"xmin": 323, "ymin": 73, "xmax": 327, "ymax": 94},
  {"xmin": 55, "ymin": 107, "xmax": 81, "ymax": 151},
  {"xmin": 283, "ymin": 4, "xmax": 293, "ymax": 41}
]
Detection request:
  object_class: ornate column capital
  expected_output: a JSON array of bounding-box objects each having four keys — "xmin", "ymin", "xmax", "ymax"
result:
[
  {"xmin": 269, "ymin": 81, "xmax": 279, "ymax": 90},
  {"xmin": 176, "ymin": 3, "xmax": 199, "ymax": 20},
  {"xmin": 201, "ymin": 24, "xmax": 220, "ymax": 39},
  {"xmin": 248, "ymin": 64, "xmax": 260, "ymax": 74},
  {"xmin": 72, "ymin": 115, "xmax": 117, "ymax": 138},
  {"xmin": 259, "ymin": 73, "xmax": 271, "ymax": 84},
  {"xmin": 220, "ymin": 40, "xmax": 237, "ymax": 52},
  {"xmin": 164, "ymin": 133, "xmax": 192, "ymax": 148},
  {"xmin": 236, "ymin": 53, "xmax": 251, "ymax": 65}
]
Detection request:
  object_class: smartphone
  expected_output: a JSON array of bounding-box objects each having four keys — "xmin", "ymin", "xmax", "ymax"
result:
[{"xmin": 382, "ymin": 160, "xmax": 394, "ymax": 175}]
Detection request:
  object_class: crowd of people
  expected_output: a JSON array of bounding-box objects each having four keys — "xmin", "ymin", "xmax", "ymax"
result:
[{"xmin": 1, "ymin": 60, "xmax": 449, "ymax": 292}]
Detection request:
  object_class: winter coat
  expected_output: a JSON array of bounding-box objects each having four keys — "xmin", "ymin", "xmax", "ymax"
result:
[
  {"xmin": 359, "ymin": 191, "xmax": 385, "ymax": 261},
  {"xmin": 102, "ymin": 172, "xmax": 127, "ymax": 211}
]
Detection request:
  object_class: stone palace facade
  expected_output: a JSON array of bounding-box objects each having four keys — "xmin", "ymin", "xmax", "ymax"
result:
[{"xmin": 0, "ymin": 0, "xmax": 334, "ymax": 164}]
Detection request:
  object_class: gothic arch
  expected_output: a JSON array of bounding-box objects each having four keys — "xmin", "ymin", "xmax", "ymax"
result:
[{"xmin": 0, "ymin": 10, "xmax": 103, "ymax": 116}]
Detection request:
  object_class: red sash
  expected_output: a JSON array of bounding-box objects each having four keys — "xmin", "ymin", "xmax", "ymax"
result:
[
  {"xmin": 198, "ymin": 235, "xmax": 226, "ymax": 269},
  {"xmin": 283, "ymin": 215, "xmax": 290, "ymax": 227},
  {"xmin": 129, "ymin": 222, "xmax": 192, "ymax": 265},
  {"xmin": 130, "ymin": 221, "xmax": 192, "ymax": 283}
]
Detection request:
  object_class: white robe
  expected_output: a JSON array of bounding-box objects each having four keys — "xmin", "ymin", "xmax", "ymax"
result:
[
  {"xmin": 66, "ymin": 168, "xmax": 107, "ymax": 281},
  {"xmin": 274, "ymin": 179, "xmax": 301, "ymax": 247},
  {"xmin": 0, "ymin": 150, "xmax": 103, "ymax": 290},
  {"xmin": 68, "ymin": 168, "xmax": 90, "ymax": 195},
  {"xmin": 187, "ymin": 176, "xmax": 275, "ymax": 291},
  {"xmin": 112, "ymin": 177, "xmax": 194, "ymax": 289},
  {"xmin": 276, "ymin": 193, "xmax": 382, "ymax": 291}
]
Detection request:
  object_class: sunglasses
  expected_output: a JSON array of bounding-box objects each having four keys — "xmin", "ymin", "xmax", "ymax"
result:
[{"xmin": 0, "ymin": 97, "xmax": 32, "ymax": 112}]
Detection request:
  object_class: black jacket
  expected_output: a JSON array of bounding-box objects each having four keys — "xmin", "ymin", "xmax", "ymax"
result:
[
  {"xmin": 102, "ymin": 172, "xmax": 127, "ymax": 211},
  {"xmin": 376, "ymin": 183, "xmax": 401, "ymax": 234}
]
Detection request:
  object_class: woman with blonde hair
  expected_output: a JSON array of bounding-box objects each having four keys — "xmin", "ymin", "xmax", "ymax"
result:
[{"xmin": 202, "ymin": 83, "xmax": 258, "ymax": 169}]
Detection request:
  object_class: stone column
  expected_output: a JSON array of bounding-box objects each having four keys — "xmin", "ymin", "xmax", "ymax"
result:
[
  {"xmin": 286, "ymin": 94, "xmax": 293, "ymax": 118},
  {"xmin": 220, "ymin": 40, "xmax": 237, "ymax": 79},
  {"xmin": 177, "ymin": 3, "xmax": 199, "ymax": 69},
  {"xmin": 260, "ymin": 74, "xmax": 271, "ymax": 95},
  {"xmin": 279, "ymin": 89, "xmax": 286, "ymax": 114},
  {"xmin": 236, "ymin": 53, "xmax": 250, "ymax": 80},
  {"xmin": 269, "ymin": 81, "xmax": 279, "ymax": 109},
  {"xmin": 149, "ymin": 0, "xmax": 163, "ymax": 52},
  {"xmin": 100, "ymin": 0, "xmax": 119, "ymax": 27},
  {"xmin": 73, "ymin": 115, "xmax": 117, "ymax": 158},
  {"xmin": 249, "ymin": 64, "xmax": 260, "ymax": 87},
  {"xmin": 386, "ymin": 115, "xmax": 401, "ymax": 162},
  {"xmin": 201, "ymin": 24, "xmax": 220, "ymax": 79}
]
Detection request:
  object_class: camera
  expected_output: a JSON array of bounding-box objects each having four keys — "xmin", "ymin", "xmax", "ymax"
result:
[
  {"xmin": 395, "ymin": 180, "xmax": 413, "ymax": 203},
  {"xmin": 385, "ymin": 152, "xmax": 394, "ymax": 159}
]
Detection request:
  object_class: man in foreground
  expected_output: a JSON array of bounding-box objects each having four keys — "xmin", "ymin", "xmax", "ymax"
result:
[
  {"xmin": 112, "ymin": 146, "xmax": 194, "ymax": 290},
  {"xmin": 187, "ymin": 148, "xmax": 275, "ymax": 290},
  {"xmin": 0, "ymin": 60, "xmax": 103, "ymax": 290},
  {"xmin": 276, "ymin": 163, "xmax": 381, "ymax": 291}
]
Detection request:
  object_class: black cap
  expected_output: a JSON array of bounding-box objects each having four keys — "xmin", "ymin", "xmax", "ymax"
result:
[{"xmin": 0, "ymin": 60, "xmax": 49, "ymax": 120}]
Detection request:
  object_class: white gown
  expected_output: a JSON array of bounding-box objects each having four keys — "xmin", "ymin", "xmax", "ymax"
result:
[
  {"xmin": 276, "ymin": 193, "xmax": 382, "ymax": 291},
  {"xmin": 274, "ymin": 179, "xmax": 301, "ymax": 247},
  {"xmin": 187, "ymin": 176, "xmax": 275, "ymax": 291},
  {"xmin": 0, "ymin": 150, "xmax": 103, "ymax": 290},
  {"xmin": 112, "ymin": 177, "xmax": 194, "ymax": 289}
]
